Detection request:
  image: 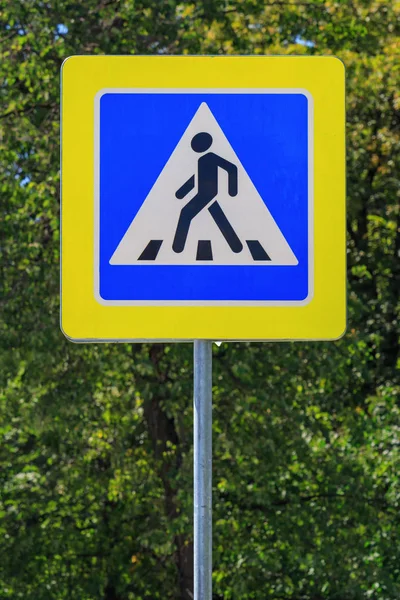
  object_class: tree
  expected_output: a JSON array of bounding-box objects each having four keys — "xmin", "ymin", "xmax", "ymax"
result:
[{"xmin": 0, "ymin": 1, "xmax": 399, "ymax": 598}]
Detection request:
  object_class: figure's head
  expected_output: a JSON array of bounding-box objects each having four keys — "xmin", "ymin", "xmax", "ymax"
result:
[{"xmin": 191, "ymin": 132, "xmax": 213, "ymax": 153}]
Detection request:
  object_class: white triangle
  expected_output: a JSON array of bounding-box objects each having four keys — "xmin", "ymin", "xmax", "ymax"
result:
[{"xmin": 109, "ymin": 102, "xmax": 298, "ymax": 266}]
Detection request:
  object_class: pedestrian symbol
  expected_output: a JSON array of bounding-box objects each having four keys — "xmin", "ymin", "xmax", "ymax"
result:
[
  {"xmin": 110, "ymin": 103, "xmax": 298, "ymax": 266},
  {"xmin": 173, "ymin": 131, "xmax": 242, "ymax": 256}
]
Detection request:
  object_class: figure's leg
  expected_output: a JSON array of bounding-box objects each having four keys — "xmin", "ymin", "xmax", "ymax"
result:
[
  {"xmin": 173, "ymin": 208, "xmax": 193, "ymax": 253},
  {"xmin": 173, "ymin": 194, "xmax": 210, "ymax": 253},
  {"xmin": 208, "ymin": 201, "xmax": 243, "ymax": 253}
]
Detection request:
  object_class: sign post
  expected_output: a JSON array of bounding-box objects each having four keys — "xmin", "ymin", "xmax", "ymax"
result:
[
  {"xmin": 193, "ymin": 340, "xmax": 213, "ymax": 600},
  {"xmin": 61, "ymin": 55, "xmax": 346, "ymax": 598}
]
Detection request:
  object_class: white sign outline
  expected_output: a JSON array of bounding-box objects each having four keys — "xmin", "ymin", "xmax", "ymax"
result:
[{"xmin": 94, "ymin": 88, "xmax": 314, "ymax": 307}]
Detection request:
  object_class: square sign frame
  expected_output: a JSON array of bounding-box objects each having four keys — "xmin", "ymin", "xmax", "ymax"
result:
[{"xmin": 61, "ymin": 55, "xmax": 346, "ymax": 342}]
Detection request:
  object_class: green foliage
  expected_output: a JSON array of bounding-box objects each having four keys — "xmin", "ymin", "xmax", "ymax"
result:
[{"xmin": 0, "ymin": 1, "xmax": 399, "ymax": 598}]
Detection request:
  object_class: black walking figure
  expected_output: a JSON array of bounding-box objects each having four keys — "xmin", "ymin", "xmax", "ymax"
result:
[{"xmin": 172, "ymin": 132, "xmax": 243, "ymax": 254}]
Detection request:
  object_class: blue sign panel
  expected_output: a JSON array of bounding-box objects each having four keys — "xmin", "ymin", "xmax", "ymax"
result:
[{"xmin": 96, "ymin": 90, "xmax": 311, "ymax": 304}]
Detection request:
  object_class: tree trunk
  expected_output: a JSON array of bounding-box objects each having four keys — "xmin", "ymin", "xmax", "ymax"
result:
[{"xmin": 142, "ymin": 345, "xmax": 194, "ymax": 600}]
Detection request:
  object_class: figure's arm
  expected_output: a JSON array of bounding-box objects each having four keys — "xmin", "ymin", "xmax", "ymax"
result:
[
  {"xmin": 216, "ymin": 157, "xmax": 238, "ymax": 196},
  {"xmin": 176, "ymin": 175, "xmax": 195, "ymax": 199}
]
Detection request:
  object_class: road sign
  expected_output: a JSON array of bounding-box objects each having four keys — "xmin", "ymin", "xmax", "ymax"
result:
[{"xmin": 61, "ymin": 56, "xmax": 346, "ymax": 341}]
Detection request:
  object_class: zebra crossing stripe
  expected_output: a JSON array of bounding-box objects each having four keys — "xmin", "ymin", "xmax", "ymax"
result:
[
  {"xmin": 246, "ymin": 240, "xmax": 271, "ymax": 261},
  {"xmin": 196, "ymin": 240, "xmax": 213, "ymax": 261},
  {"xmin": 138, "ymin": 240, "xmax": 163, "ymax": 260}
]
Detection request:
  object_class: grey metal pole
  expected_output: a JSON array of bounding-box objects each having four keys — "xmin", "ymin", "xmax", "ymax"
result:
[{"xmin": 194, "ymin": 340, "xmax": 212, "ymax": 600}]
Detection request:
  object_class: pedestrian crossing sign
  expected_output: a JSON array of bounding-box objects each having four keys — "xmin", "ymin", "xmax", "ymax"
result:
[{"xmin": 61, "ymin": 55, "xmax": 346, "ymax": 341}]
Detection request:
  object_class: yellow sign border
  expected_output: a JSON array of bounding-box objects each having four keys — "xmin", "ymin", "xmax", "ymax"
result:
[{"xmin": 61, "ymin": 56, "xmax": 346, "ymax": 341}]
